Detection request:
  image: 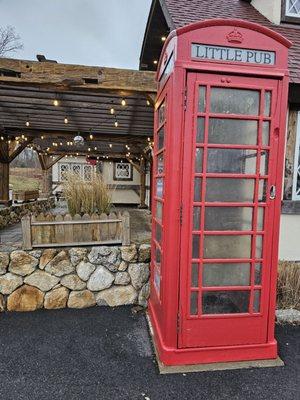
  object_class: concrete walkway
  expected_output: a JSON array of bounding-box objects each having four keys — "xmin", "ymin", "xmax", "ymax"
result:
[{"xmin": 0, "ymin": 307, "xmax": 299, "ymax": 400}]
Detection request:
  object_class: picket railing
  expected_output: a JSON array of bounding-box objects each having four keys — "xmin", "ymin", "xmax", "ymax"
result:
[{"xmin": 21, "ymin": 211, "xmax": 130, "ymax": 250}]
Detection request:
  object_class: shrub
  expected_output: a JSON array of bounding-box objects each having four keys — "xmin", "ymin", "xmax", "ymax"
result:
[
  {"xmin": 277, "ymin": 261, "xmax": 300, "ymax": 310},
  {"xmin": 63, "ymin": 172, "xmax": 112, "ymax": 216}
]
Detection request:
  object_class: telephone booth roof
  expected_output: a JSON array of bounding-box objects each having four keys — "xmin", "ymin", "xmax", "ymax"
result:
[{"xmin": 157, "ymin": 19, "xmax": 292, "ymax": 82}]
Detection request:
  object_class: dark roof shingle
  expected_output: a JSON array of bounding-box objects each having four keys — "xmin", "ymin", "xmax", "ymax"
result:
[{"xmin": 163, "ymin": 0, "xmax": 300, "ymax": 83}]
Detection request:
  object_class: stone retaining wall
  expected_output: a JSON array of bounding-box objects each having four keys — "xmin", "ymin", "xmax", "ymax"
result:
[
  {"xmin": 0, "ymin": 198, "xmax": 55, "ymax": 229},
  {"xmin": 0, "ymin": 244, "xmax": 150, "ymax": 312}
]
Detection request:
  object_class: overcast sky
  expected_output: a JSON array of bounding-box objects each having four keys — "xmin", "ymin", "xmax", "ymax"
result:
[{"xmin": 0, "ymin": 0, "xmax": 152, "ymax": 69}]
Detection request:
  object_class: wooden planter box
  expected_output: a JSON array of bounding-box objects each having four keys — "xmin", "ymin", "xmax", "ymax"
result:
[
  {"xmin": 13, "ymin": 190, "xmax": 39, "ymax": 203},
  {"xmin": 21, "ymin": 211, "xmax": 130, "ymax": 249}
]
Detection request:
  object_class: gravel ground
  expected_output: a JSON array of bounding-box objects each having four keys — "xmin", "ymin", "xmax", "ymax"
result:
[{"xmin": 0, "ymin": 306, "xmax": 299, "ymax": 400}]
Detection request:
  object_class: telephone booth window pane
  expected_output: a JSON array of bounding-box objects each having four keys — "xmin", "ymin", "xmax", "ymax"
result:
[
  {"xmin": 205, "ymin": 207, "xmax": 253, "ymax": 231},
  {"xmin": 194, "ymin": 178, "xmax": 202, "ymax": 202},
  {"xmin": 193, "ymin": 207, "xmax": 201, "ymax": 230},
  {"xmin": 156, "ymin": 223, "xmax": 162, "ymax": 243},
  {"xmin": 157, "ymin": 127, "xmax": 165, "ymax": 150},
  {"xmin": 191, "ymin": 263, "xmax": 199, "ymax": 287},
  {"xmin": 156, "ymin": 178, "xmax": 164, "ymax": 198},
  {"xmin": 196, "ymin": 117, "xmax": 205, "ymax": 143},
  {"xmin": 257, "ymin": 208, "xmax": 265, "ymax": 231},
  {"xmin": 203, "ymin": 263, "xmax": 251, "ymax": 287},
  {"xmin": 190, "ymin": 292, "xmax": 198, "ymax": 315},
  {"xmin": 195, "ymin": 148, "xmax": 203, "ymax": 173},
  {"xmin": 206, "ymin": 178, "xmax": 255, "ymax": 202},
  {"xmin": 258, "ymin": 180, "xmax": 267, "ymax": 202},
  {"xmin": 207, "ymin": 149, "xmax": 257, "ymax": 174},
  {"xmin": 260, "ymin": 151, "xmax": 269, "ymax": 175},
  {"xmin": 264, "ymin": 91, "xmax": 271, "ymax": 117},
  {"xmin": 155, "ymin": 247, "xmax": 161, "ymax": 266},
  {"xmin": 210, "ymin": 88, "xmax": 259, "ymax": 115},
  {"xmin": 156, "ymin": 201, "xmax": 163, "ymax": 221},
  {"xmin": 154, "ymin": 269, "xmax": 160, "ymax": 294},
  {"xmin": 202, "ymin": 290, "xmax": 250, "ymax": 314},
  {"xmin": 256, "ymin": 236, "xmax": 263, "ymax": 258},
  {"xmin": 262, "ymin": 121, "xmax": 270, "ymax": 146},
  {"xmin": 192, "ymin": 235, "xmax": 200, "ymax": 258},
  {"xmin": 204, "ymin": 235, "xmax": 252, "ymax": 259},
  {"xmin": 198, "ymin": 86, "xmax": 206, "ymax": 112},
  {"xmin": 208, "ymin": 119, "xmax": 258, "ymax": 145},
  {"xmin": 253, "ymin": 290, "xmax": 261, "ymax": 313},
  {"xmin": 157, "ymin": 154, "xmax": 164, "ymax": 174},
  {"xmin": 255, "ymin": 263, "xmax": 262, "ymax": 285},
  {"xmin": 158, "ymin": 101, "xmax": 165, "ymax": 125}
]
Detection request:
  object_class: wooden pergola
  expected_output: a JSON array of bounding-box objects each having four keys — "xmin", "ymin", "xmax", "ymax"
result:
[{"xmin": 0, "ymin": 58, "xmax": 156, "ymax": 207}]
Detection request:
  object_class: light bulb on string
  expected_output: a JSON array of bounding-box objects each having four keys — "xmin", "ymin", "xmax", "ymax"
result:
[
  {"xmin": 110, "ymin": 107, "xmax": 115, "ymax": 115},
  {"xmin": 53, "ymin": 99, "xmax": 59, "ymax": 106},
  {"xmin": 114, "ymin": 120, "xmax": 118, "ymax": 128},
  {"xmin": 64, "ymin": 117, "xmax": 68, "ymax": 124},
  {"xmin": 121, "ymin": 98, "xmax": 126, "ymax": 106}
]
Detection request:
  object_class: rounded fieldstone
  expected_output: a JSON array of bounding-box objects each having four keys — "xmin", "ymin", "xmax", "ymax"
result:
[
  {"xmin": 96, "ymin": 285, "xmax": 137, "ymax": 307},
  {"xmin": 114, "ymin": 271, "xmax": 131, "ymax": 285},
  {"xmin": 138, "ymin": 282, "xmax": 150, "ymax": 307},
  {"xmin": 61, "ymin": 274, "xmax": 86, "ymax": 290},
  {"xmin": 44, "ymin": 287, "xmax": 69, "ymax": 309},
  {"xmin": 121, "ymin": 245, "xmax": 138, "ymax": 262},
  {"xmin": 9, "ymin": 251, "xmax": 39, "ymax": 276},
  {"xmin": 69, "ymin": 248, "xmax": 88, "ymax": 266},
  {"xmin": 87, "ymin": 266, "xmax": 114, "ymax": 291},
  {"xmin": 0, "ymin": 273, "xmax": 23, "ymax": 295},
  {"xmin": 45, "ymin": 250, "xmax": 75, "ymax": 277},
  {"xmin": 68, "ymin": 290, "xmax": 96, "ymax": 309},
  {"xmin": 0, "ymin": 294, "xmax": 4, "ymax": 312},
  {"xmin": 138, "ymin": 244, "xmax": 151, "ymax": 263},
  {"xmin": 0, "ymin": 252, "xmax": 9, "ymax": 275},
  {"xmin": 7, "ymin": 285, "xmax": 44, "ymax": 312},
  {"xmin": 39, "ymin": 249, "xmax": 57, "ymax": 270},
  {"xmin": 76, "ymin": 261, "xmax": 95, "ymax": 281},
  {"xmin": 118, "ymin": 261, "xmax": 128, "ymax": 271},
  {"xmin": 128, "ymin": 263, "xmax": 150, "ymax": 290},
  {"xmin": 88, "ymin": 247, "xmax": 120, "ymax": 271},
  {"xmin": 24, "ymin": 270, "xmax": 59, "ymax": 292}
]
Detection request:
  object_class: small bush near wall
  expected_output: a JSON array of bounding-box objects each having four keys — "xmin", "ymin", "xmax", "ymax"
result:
[
  {"xmin": 0, "ymin": 198, "xmax": 55, "ymax": 229},
  {"xmin": 0, "ymin": 244, "xmax": 150, "ymax": 313},
  {"xmin": 277, "ymin": 261, "xmax": 300, "ymax": 311}
]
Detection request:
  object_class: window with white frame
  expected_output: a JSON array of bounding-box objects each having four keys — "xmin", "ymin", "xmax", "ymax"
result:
[
  {"xmin": 292, "ymin": 112, "xmax": 300, "ymax": 200},
  {"xmin": 286, "ymin": 0, "xmax": 300, "ymax": 18},
  {"xmin": 59, "ymin": 163, "xmax": 93, "ymax": 182}
]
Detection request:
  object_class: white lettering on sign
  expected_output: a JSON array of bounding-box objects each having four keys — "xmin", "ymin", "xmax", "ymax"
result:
[{"xmin": 191, "ymin": 44, "xmax": 275, "ymax": 65}]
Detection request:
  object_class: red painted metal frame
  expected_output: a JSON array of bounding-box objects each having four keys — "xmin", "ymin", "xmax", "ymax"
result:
[{"xmin": 149, "ymin": 19, "xmax": 291, "ymax": 366}]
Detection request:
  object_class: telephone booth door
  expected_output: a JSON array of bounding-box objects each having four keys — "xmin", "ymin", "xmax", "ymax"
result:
[{"xmin": 180, "ymin": 72, "xmax": 280, "ymax": 348}]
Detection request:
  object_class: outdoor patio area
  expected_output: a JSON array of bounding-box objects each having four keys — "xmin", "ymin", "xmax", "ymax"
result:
[
  {"xmin": 0, "ymin": 306, "xmax": 298, "ymax": 400},
  {"xmin": 0, "ymin": 203, "xmax": 151, "ymax": 252}
]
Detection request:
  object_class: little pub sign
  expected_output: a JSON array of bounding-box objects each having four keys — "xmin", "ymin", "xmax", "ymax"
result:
[{"xmin": 191, "ymin": 43, "xmax": 275, "ymax": 65}]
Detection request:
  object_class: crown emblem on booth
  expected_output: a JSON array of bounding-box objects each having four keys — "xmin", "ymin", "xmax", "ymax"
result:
[{"xmin": 227, "ymin": 28, "xmax": 243, "ymax": 44}]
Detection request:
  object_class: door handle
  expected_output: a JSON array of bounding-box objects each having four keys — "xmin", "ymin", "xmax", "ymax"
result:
[{"xmin": 270, "ymin": 185, "xmax": 276, "ymax": 200}]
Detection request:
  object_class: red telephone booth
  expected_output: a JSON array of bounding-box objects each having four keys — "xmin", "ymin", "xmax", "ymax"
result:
[{"xmin": 149, "ymin": 19, "xmax": 291, "ymax": 366}]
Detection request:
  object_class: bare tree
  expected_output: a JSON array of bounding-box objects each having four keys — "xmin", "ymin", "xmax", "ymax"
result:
[{"xmin": 0, "ymin": 26, "xmax": 23, "ymax": 57}]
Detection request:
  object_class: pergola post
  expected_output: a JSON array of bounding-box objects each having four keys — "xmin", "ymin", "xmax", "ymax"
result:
[
  {"xmin": 0, "ymin": 141, "xmax": 10, "ymax": 206},
  {"xmin": 139, "ymin": 156, "xmax": 147, "ymax": 209},
  {"xmin": 38, "ymin": 153, "xmax": 65, "ymax": 198}
]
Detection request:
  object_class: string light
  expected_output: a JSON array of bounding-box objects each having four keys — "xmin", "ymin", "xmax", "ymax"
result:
[
  {"xmin": 0, "ymin": 136, "xmax": 4, "ymax": 140},
  {"xmin": 89, "ymin": 133, "xmax": 93, "ymax": 139},
  {"xmin": 25, "ymin": 120, "xmax": 30, "ymax": 127},
  {"xmin": 64, "ymin": 117, "xmax": 68, "ymax": 124},
  {"xmin": 146, "ymin": 100, "xmax": 150, "ymax": 106},
  {"xmin": 53, "ymin": 99, "xmax": 59, "ymax": 106},
  {"xmin": 21, "ymin": 134, "xmax": 25, "ymax": 139},
  {"xmin": 153, "ymin": 60, "xmax": 158, "ymax": 65},
  {"xmin": 109, "ymin": 144, "xmax": 112, "ymax": 148},
  {"xmin": 41, "ymin": 135, "xmax": 44, "ymax": 140},
  {"xmin": 110, "ymin": 107, "xmax": 115, "ymax": 115},
  {"xmin": 161, "ymin": 36, "xmax": 167, "ymax": 42},
  {"xmin": 121, "ymin": 98, "xmax": 126, "ymax": 106},
  {"xmin": 114, "ymin": 119, "xmax": 119, "ymax": 128}
]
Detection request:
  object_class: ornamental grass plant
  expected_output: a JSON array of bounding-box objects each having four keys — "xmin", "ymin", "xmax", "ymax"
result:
[
  {"xmin": 63, "ymin": 172, "xmax": 112, "ymax": 216},
  {"xmin": 277, "ymin": 261, "xmax": 300, "ymax": 310}
]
